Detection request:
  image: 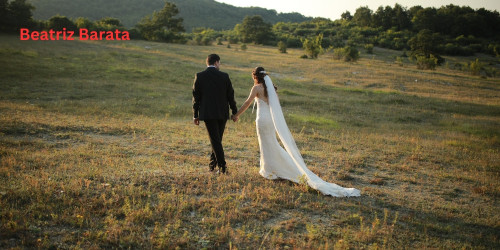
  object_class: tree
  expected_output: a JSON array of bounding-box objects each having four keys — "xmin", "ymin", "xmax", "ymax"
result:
[
  {"xmin": 371, "ymin": 4, "xmax": 410, "ymax": 31},
  {"xmin": 372, "ymin": 6, "xmax": 393, "ymax": 29},
  {"xmin": 476, "ymin": 8, "xmax": 500, "ymax": 38},
  {"xmin": 237, "ymin": 15, "xmax": 272, "ymax": 44},
  {"xmin": 96, "ymin": 17, "xmax": 123, "ymax": 31},
  {"xmin": 1, "ymin": 0, "xmax": 35, "ymax": 32},
  {"xmin": 411, "ymin": 7, "xmax": 437, "ymax": 31},
  {"xmin": 0, "ymin": 0, "xmax": 9, "ymax": 31},
  {"xmin": 222, "ymin": 29, "xmax": 239, "ymax": 44},
  {"xmin": 408, "ymin": 5, "xmax": 424, "ymax": 20},
  {"xmin": 100, "ymin": 18, "xmax": 121, "ymax": 27},
  {"xmin": 393, "ymin": 4, "xmax": 411, "ymax": 30},
  {"xmin": 47, "ymin": 15, "xmax": 77, "ymax": 31},
  {"xmin": 191, "ymin": 27, "xmax": 217, "ymax": 45},
  {"xmin": 341, "ymin": 11, "xmax": 352, "ymax": 21},
  {"xmin": 436, "ymin": 5, "xmax": 472, "ymax": 36},
  {"xmin": 408, "ymin": 29, "xmax": 438, "ymax": 57},
  {"xmin": 353, "ymin": 6, "xmax": 372, "ymax": 27},
  {"xmin": 408, "ymin": 29, "xmax": 444, "ymax": 69},
  {"xmin": 136, "ymin": 2, "xmax": 184, "ymax": 42},
  {"xmin": 75, "ymin": 17, "xmax": 95, "ymax": 30},
  {"xmin": 302, "ymin": 33, "xmax": 323, "ymax": 58}
]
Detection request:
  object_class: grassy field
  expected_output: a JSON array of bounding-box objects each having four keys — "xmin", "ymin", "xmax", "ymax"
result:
[{"xmin": 0, "ymin": 33, "xmax": 499, "ymax": 249}]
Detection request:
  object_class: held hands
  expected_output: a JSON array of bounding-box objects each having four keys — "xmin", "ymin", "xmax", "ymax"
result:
[{"xmin": 194, "ymin": 116, "xmax": 237, "ymax": 125}]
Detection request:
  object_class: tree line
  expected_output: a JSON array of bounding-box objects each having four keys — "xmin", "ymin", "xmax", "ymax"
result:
[
  {"xmin": 2, "ymin": 1, "xmax": 499, "ymax": 72},
  {"xmin": 187, "ymin": 4, "xmax": 500, "ymax": 71}
]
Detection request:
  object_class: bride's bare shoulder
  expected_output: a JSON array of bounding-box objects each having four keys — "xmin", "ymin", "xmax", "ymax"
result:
[
  {"xmin": 255, "ymin": 84, "xmax": 266, "ymax": 91},
  {"xmin": 251, "ymin": 84, "xmax": 264, "ymax": 92}
]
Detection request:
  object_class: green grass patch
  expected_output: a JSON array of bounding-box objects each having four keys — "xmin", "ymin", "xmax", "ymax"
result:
[
  {"xmin": 0, "ymin": 34, "xmax": 499, "ymax": 249},
  {"xmin": 288, "ymin": 113, "xmax": 340, "ymax": 129},
  {"xmin": 281, "ymin": 89, "xmax": 302, "ymax": 96}
]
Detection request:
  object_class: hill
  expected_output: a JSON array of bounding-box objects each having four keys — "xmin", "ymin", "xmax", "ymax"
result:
[
  {"xmin": 0, "ymin": 34, "xmax": 499, "ymax": 248},
  {"xmin": 28, "ymin": 0, "xmax": 312, "ymax": 31}
]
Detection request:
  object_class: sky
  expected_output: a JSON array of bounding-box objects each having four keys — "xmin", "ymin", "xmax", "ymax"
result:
[{"xmin": 215, "ymin": 0, "xmax": 500, "ymax": 21}]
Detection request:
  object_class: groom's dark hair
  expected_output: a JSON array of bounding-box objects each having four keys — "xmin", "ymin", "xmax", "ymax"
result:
[{"xmin": 207, "ymin": 54, "xmax": 220, "ymax": 66}]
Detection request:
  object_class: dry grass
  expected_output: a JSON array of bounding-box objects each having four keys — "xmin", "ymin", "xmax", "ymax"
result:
[{"xmin": 0, "ymin": 34, "xmax": 499, "ymax": 249}]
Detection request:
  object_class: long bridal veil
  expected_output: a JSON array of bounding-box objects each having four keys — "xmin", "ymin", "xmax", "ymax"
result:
[{"xmin": 263, "ymin": 75, "xmax": 360, "ymax": 197}]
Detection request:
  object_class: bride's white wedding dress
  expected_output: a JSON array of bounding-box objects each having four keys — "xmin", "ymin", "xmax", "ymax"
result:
[{"xmin": 255, "ymin": 75, "xmax": 360, "ymax": 197}]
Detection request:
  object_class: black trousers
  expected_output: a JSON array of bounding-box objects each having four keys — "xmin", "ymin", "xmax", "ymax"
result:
[{"xmin": 204, "ymin": 119, "xmax": 227, "ymax": 168}]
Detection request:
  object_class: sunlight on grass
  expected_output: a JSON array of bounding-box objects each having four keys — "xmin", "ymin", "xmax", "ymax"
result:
[
  {"xmin": 288, "ymin": 113, "xmax": 340, "ymax": 129},
  {"xmin": 0, "ymin": 34, "xmax": 499, "ymax": 249}
]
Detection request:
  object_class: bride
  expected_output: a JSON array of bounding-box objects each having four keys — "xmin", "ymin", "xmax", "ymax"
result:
[{"xmin": 232, "ymin": 67, "xmax": 360, "ymax": 197}]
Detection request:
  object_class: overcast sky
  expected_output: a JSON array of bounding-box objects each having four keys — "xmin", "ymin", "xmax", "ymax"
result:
[{"xmin": 215, "ymin": 0, "xmax": 500, "ymax": 21}]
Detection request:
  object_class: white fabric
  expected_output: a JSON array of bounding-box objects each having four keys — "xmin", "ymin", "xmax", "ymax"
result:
[{"xmin": 257, "ymin": 75, "xmax": 360, "ymax": 197}]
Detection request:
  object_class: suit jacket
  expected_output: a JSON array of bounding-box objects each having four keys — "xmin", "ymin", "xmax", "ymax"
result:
[{"xmin": 192, "ymin": 67, "xmax": 237, "ymax": 120}]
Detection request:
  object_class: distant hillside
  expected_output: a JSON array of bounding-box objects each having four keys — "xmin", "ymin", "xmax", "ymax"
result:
[{"xmin": 28, "ymin": 0, "xmax": 312, "ymax": 31}]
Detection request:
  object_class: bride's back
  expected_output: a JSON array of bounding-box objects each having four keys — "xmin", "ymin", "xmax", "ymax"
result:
[{"xmin": 254, "ymin": 84, "xmax": 269, "ymax": 104}]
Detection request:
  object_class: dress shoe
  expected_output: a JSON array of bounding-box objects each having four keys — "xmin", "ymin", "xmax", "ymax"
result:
[
  {"xmin": 209, "ymin": 164, "xmax": 216, "ymax": 172},
  {"xmin": 217, "ymin": 166, "xmax": 227, "ymax": 174}
]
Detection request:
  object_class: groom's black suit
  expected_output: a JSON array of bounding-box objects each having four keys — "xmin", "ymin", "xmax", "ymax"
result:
[{"xmin": 192, "ymin": 66, "xmax": 237, "ymax": 170}]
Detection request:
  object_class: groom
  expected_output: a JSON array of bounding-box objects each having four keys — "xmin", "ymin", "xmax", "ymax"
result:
[{"xmin": 192, "ymin": 54, "xmax": 238, "ymax": 174}]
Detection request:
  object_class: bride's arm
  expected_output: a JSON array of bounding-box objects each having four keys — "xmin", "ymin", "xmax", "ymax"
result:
[{"xmin": 234, "ymin": 86, "xmax": 258, "ymax": 120}]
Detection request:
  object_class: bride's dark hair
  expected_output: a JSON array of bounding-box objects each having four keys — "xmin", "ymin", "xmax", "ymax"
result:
[{"xmin": 253, "ymin": 66, "xmax": 277, "ymax": 97}]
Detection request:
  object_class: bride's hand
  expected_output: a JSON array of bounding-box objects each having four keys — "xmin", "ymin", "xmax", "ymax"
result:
[{"xmin": 231, "ymin": 115, "xmax": 239, "ymax": 122}]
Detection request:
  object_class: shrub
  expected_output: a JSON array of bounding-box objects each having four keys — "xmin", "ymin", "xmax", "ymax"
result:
[
  {"xmin": 216, "ymin": 37, "xmax": 223, "ymax": 45},
  {"xmin": 300, "ymin": 54, "xmax": 308, "ymax": 59},
  {"xmin": 469, "ymin": 58, "xmax": 483, "ymax": 75},
  {"xmin": 346, "ymin": 38, "xmax": 359, "ymax": 47},
  {"xmin": 469, "ymin": 44, "xmax": 482, "ymax": 53},
  {"xmin": 396, "ymin": 56, "xmax": 404, "ymax": 66},
  {"xmin": 333, "ymin": 46, "xmax": 359, "ymax": 62},
  {"xmin": 302, "ymin": 34, "xmax": 323, "ymax": 58},
  {"xmin": 443, "ymin": 43, "xmax": 474, "ymax": 56},
  {"xmin": 329, "ymin": 35, "xmax": 345, "ymax": 48},
  {"xmin": 127, "ymin": 28, "xmax": 142, "ymax": 40},
  {"xmin": 487, "ymin": 43, "xmax": 499, "ymax": 57},
  {"xmin": 286, "ymin": 37, "xmax": 302, "ymax": 48},
  {"xmin": 415, "ymin": 54, "xmax": 438, "ymax": 70},
  {"xmin": 401, "ymin": 50, "xmax": 408, "ymax": 57},
  {"xmin": 240, "ymin": 43, "xmax": 247, "ymax": 51},
  {"xmin": 201, "ymin": 36, "xmax": 212, "ymax": 45},
  {"xmin": 191, "ymin": 33, "xmax": 211, "ymax": 45},
  {"xmin": 364, "ymin": 44, "xmax": 374, "ymax": 54},
  {"xmin": 225, "ymin": 34, "xmax": 239, "ymax": 44},
  {"xmin": 484, "ymin": 67, "xmax": 498, "ymax": 77},
  {"xmin": 278, "ymin": 41, "xmax": 287, "ymax": 53}
]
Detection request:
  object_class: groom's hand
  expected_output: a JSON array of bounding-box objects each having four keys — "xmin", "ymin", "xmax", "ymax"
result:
[
  {"xmin": 231, "ymin": 115, "xmax": 239, "ymax": 122},
  {"xmin": 193, "ymin": 118, "xmax": 199, "ymax": 126}
]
